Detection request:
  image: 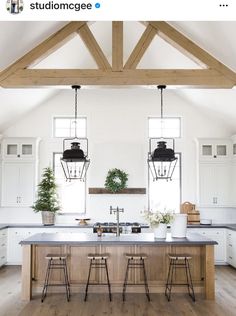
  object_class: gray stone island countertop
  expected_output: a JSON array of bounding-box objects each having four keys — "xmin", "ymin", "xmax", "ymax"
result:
[{"xmin": 20, "ymin": 232, "xmax": 217, "ymax": 246}]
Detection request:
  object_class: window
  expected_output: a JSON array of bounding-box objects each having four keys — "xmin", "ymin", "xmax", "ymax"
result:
[
  {"xmin": 148, "ymin": 118, "xmax": 181, "ymax": 212},
  {"xmin": 53, "ymin": 153, "xmax": 86, "ymax": 214},
  {"xmin": 149, "ymin": 154, "xmax": 181, "ymax": 213},
  {"xmin": 148, "ymin": 117, "xmax": 181, "ymax": 138},
  {"xmin": 53, "ymin": 117, "xmax": 86, "ymax": 138}
]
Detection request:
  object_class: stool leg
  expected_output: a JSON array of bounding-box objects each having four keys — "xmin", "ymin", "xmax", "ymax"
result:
[
  {"xmin": 63, "ymin": 259, "xmax": 70, "ymax": 302},
  {"xmin": 165, "ymin": 258, "xmax": 175, "ymax": 301},
  {"xmin": 41, "ymin": 259, "xmax": 52, "ymax": 302},
  {"xmin": 122, "ymin": 259, "xmax": 130, "ymax": 301},
  {"xmin": 185, "ymin": 259, "xmax": 195, "ymax": 302},
  {"xmin": 142, "ymin": 259, "xmax": 150, "ymax": 301},
  {"xmin": 104, "ymin": 259, "xmax": 112, "ymax": 301},
  {"xmin": 84, "ymin": 259, "xmax": 93, "ymax": 301}
]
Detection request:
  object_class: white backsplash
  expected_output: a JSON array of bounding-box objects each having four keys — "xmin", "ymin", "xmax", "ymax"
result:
[{"xmin": 199, "ymin": 207, "xmax": 236, "ymax": 224}]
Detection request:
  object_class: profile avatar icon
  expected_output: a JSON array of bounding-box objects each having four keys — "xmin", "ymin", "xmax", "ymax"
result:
[{"xmin": 6, "ymin": 0, "xmax": 24, "ymax": 14}]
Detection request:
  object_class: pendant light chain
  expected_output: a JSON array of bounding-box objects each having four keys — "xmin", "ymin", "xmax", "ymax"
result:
[
  {"xmin": 160, "ymin": 87, "xmax": 163, "ymax": 119},
  {"xmin": 158, "ymin": 85, "xmax": 166, "ymax": 139},
  {"xmin": 74, "ymin": 86, "xmax": 78, "ymax": 138},
  {"xmin": 72, "ymin": 85, "xmax": 81, "ymax": 139}
]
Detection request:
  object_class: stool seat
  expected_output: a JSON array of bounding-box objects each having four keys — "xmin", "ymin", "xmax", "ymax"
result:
[
  {"xmin": 125, "ymin": 254, "xmax": 147, "ymax": 260},
  {"xmin": 87, "ymin": 254, "xmax": 109, "ymax": 260},
  {"xmin": 45, "ymin": 254, "xmax": 67, "ymax": 260},
  {"xmin": 123, "ymin": 253, "xmax": 150, "ymax": 301},
  {"xmin": 168, "ymin": 254, "xmax": 192, "ymax": 260}
]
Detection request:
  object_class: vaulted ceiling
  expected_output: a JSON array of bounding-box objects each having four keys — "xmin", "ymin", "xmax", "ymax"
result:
[{"xmin": 0, "ymin": 21, "xmax": 236, "ymax": 131}]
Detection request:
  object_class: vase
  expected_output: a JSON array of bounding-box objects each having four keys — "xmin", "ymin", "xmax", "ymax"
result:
[
  {"xmin": 153, "ymin": 223, "xmax": 167, "ymax": 238},
  {"xmin": 171, "ymin": 214, "xmax": 187, "ymax": 238},
  {"xmin": 41, "ymin": 211, "xmax": 55, "ymax": 226}
]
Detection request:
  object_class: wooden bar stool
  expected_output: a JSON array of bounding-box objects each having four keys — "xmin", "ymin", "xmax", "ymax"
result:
[
  {"xmin": 165, "ymin": 254, "xmax": 195, "ymax": 302},
  {"xmin": 84, "ymin": 254, "xmax": 112, "ymax": 301},
  {"xmin": 123, "ymin": 254, "xmax": 150, "ymax": 301},
  {"xmin": 41, "ymin": 254, "xmax": 70, "ymax": 302}
]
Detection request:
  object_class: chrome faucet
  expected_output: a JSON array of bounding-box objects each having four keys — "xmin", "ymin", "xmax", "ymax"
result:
[{"xmin": 110, "ymin": 206, "xmax": 124, "ymax": 236}]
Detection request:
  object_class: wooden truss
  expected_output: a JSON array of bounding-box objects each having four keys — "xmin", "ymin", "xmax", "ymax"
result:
[{"xmin": 0, "ymin": 21, "xmax": 235, "ymax": 88}]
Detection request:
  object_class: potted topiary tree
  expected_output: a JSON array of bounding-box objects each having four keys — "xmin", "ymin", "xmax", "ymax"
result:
[{"xmin": 32, "ymin": 167, "xmax": 60, "ymax": 225}]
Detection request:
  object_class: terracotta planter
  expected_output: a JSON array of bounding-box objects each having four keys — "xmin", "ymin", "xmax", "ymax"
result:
[
  {"xmin": 153, "ymin": 223, "xmax": 167, "ymax": 239},
  {"xmin": 41, "ymin": 211, "xmax": 55, "ymax": 226}
]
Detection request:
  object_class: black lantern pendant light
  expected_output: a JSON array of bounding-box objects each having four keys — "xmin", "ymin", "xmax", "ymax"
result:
[
  {"xmin": 61, "ymin": 85, "xmax": 90, "ymax": 181},
  {"xmin": 148, "ymin": 85, "xmax": 177, "ymax": 181}
]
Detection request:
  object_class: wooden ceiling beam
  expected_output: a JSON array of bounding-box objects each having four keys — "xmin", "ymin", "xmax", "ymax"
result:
[
  {"xmin": 77, "ymin": 24, "xmax": 111, "ymax": 70},
  {"xmin": 112, "ymin": 22, "xmax": 123, "ymax": 71},
  {"xmin": 124, "ymin": 24, "xmax": 156, "ymax": 70},
  {"xmin": 2, "ymin": 69, "xmax": 233, "ymax": 88},
  {"xmin": 149, "ymin": 21, "xmax": 236, "ymax": 83},
  {"xmin": 0, "ymin": 21, "xmax": 86, "ymax": 83}
]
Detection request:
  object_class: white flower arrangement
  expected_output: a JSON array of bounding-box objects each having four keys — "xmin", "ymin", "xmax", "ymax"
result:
[{"xmin": 143, "ymin": 210, "xmax": 174, "ymax": 227}]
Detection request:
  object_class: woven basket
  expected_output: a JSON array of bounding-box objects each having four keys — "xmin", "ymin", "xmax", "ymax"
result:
[{"xmin": 41, "ymin": 211, "xmax": 55, "ymax": 226}]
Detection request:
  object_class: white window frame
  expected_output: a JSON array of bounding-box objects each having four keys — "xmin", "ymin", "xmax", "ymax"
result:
[
  {"xmin": 53, "ymin": 152, "xmax": 87, "ymax": 215},
  {"xmin": 148, "ymin": 117, "xmax": 181, "ymax": 138},
  {"xmin": 53, "ymin": 116, "xmax": 87, "ymax": 138},
  {"xmin": 148, "ymin": 153, "xmax": 182, "ymax": 213}
]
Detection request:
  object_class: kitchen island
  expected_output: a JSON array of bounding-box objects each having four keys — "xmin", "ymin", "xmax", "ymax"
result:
[{"xmin": 20, "ymin": 232, "xmax": 217, "ymax": 301}]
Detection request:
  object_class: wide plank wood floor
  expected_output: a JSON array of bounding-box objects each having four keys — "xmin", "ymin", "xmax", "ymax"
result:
[{"xmin": 0, "ymin": 265, "xmax": 236, "ymax": 316}]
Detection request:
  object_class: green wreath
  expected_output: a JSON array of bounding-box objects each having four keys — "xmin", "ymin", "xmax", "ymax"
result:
[{"xmin": 105, "ymin": 168, "xmax": 128, "ymax": 193}]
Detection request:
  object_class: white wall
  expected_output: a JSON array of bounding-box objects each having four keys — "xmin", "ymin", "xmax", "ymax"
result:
[{"xmin": 0, "ymin": 88, "xmax": 235, "ymax": 224}]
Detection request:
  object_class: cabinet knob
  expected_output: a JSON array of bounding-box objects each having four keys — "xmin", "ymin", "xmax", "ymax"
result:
[
  {"xmin": 17, "ymin": 154, "xmax": 20, "ymax": 158},
  {"xmin": 213, "ymin": 155, "xmax": 217, "ymax": 158}
]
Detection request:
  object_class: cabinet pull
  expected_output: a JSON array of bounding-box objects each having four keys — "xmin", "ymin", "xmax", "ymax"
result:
[
  {"xmin": 1, "ymin": 256, "xmax": 5, "ymax": 259},
  {"xmin": 229, "ymin": 256, "xmax": 233, "ymax": 259},
  {"xmin": 229, "ymin": 244, "xmax": 233, "ymax": 247}
]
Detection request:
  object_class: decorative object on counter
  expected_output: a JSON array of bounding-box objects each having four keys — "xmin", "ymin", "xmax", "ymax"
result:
[
  {"xmin": 75, "ymin": 218, "xmax": 91, "ymax": 225},
  {"xmin": 200, "ymin": 219, "xmax": 212, "ymax": 225},
  {"xmin": 143, "ymin": 209, "xmax": 173, "ymax": 238},
  {"xmin": 60, "ymin": 85, "xmax": 90, "ymax": 181},
  {"xmin": 96, "ymin": 225, "xmax": 103, "ymax": 237},
  {"xmin": 148, "ymin": 85, "xmax": 177, "ymax": 181},
  {"xmin": 105, "ymin": 168, "xmax": 128, "ymax": 193},
  {"xmin": 180, "ymin": 202, "xmax": 200, "ymax": 225},
  {"xmin": 171, "ymin": 214, "xmax": 187, "ymax": 238},
  {"xmin": 32, "ymin": 167, "xmax": 60, "ymax": 226}
]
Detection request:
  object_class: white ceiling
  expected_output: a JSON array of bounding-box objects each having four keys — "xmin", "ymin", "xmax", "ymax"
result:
[{"xmin": 0, "ymin": 21, "xmax": 236, "ymax": 132}]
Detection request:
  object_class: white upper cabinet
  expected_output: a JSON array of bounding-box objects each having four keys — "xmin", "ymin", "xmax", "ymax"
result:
[
  {"xmin": 1, "ymin": 137, "xmax": 40, "ymax": 160},
  {"xmin": 196, "ymin": 138, "xmax": 233, "ymax": 208},
  {"xmin": 198, "ymin": 163, "xmax": 232, "ymax": 207},
  {"xmin": 0, "ymin": 137, "xmax": 40, "ymax": 207},
  {"xmin": 197, "ymin": 138, "xmax": 232, "ymax": 161}
]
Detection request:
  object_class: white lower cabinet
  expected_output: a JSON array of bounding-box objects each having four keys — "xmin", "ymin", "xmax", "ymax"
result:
[
  {"xmin": 0, "ymin": 229, "xmax": 7, "ymax": 267},
  {"xmin": 188, "ymin": 228, "xmax": 226, "ymax": 264},
  {"xmin": 226, "ymin": 230, "xmax": 236, "ymax": 268},
  {"xmin": 7, "ymin": 227, "xmax": 93, "ymax": 265}
]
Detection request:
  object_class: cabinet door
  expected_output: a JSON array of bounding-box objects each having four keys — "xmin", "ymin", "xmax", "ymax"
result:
[
  {"xmin": 198, "ymin": 163, "xmax": 232, "ymax": 207},
  {"xmin": 1, "ymin": 162, "xmax": 35, "ymax": 207},
  {"xmin": 190, "ymin": 228, "xmax": 226, "ymax": 264},
  {"xmin": 1, "ymin": 163, "xmax": 20, "ymax": 206},
  {"xmin": 18, "ymin": 163, "xmax": 35, "ymax": 206},
  {"xmin": 198, "ymin": 139, "xmax": 231, "ymax": 161}
]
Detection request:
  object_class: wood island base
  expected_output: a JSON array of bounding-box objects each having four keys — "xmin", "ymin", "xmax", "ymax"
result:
[{"xmin": 21, "ymin": 242, "xmax": 215, "ymax": 301}]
